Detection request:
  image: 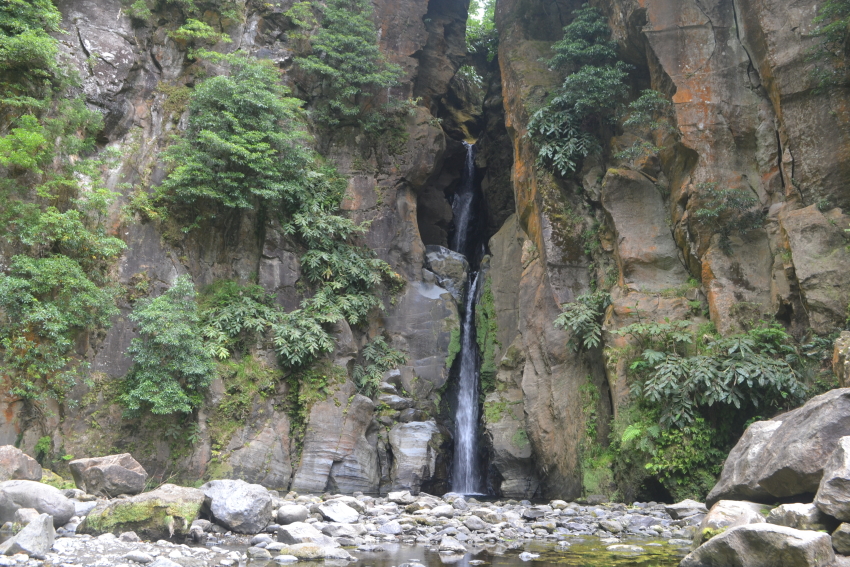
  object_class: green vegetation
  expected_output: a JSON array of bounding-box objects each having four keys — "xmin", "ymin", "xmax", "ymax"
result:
[
  {"xmin": 446, "ymin": 327, "xmax": 461, "ymax": 368},
  {"xmin": 694, "ymin": 182, "xmax": 765, "ymax": 254},
  {"xmin": 352, "ymin": 336, "xmax": 406, "ymax": 398},
  {"xmin": 475, "ymin": 276, "xmax": 500, "ymax": 393},
  {"xmin": 614, "ymin": 89, "xmax": 675, "ymax": 164},
  {"xmin": 0, "ymin": 2, "xmax": 126, "ymax": 406},
  {"xmin": 289, "ymin": 0, "xmax": 402, "ymax": 127},
  {"xmin": 466, "ymin": 0, "xmax": 497, "ymax": 62},
  {"xmin": 527, "ymin": 4, "xmax": 629, "ymax": 176},
  {"xmin": 554, "ymin": 291, "xmax": 611, "ymax": 351},
  {"xmin": 810, "ymin": 0, "xmax": 850, "ymax": 91},
  {"xmin": 125, "ymin": 0, "xmax": 242, "ymax": 23},
  {"xmin": 161, "ymin": 53, "xmax": 312, "ymax": 210},
  {"xmin": 123, "ymin": 276, "xmax": 216, "ymax": 415}
]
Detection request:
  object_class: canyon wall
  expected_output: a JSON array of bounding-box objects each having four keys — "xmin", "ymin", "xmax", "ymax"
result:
[{"xmin": 0, "ymin": 0, "xmax": 848, "ymax": 500}]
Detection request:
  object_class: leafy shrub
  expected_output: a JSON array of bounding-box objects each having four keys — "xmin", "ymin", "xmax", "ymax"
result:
[
  {"xmin": 527, "ymin": 4, "xmax": 629, "ymax": 176},
  {"xmin": 694, "ymin": 182, "xmax": 765, "ymax": 254},
  {"xmin": 615, "ymin": 320, "xmax": 806, "ymax": 428},
  {"xmin": 554, "ymin": 291, "xmax": 611, "ymax": 351},
  {"xmin": 466, "ymin": 0, "xmax": 498, "ymax": 62},
  {"xmin": 809, "ymin": 0, "xmax": 850, "ymax": 90},
  {"xmin": 353, "ymin": 336, "xmax": 406, "ymax": 397},
  {"xmin": 124, "ymin": 276, "xmax": 216, "ymax": 415},
  {"xmin": 291, "ymin": 0, "xmax": 401, "ymax": 127},
  {"xmin": 161, "ymin": 53, "xmax": 312, "ymax": 209}
]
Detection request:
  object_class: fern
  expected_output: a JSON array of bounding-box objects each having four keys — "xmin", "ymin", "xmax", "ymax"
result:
[
  {"xmin": 554, "ymin": 291, "xmax": 612, "ymax": 351},
  {"xmin": 352, "ymin": 336, "xmax": 406, "ymax": 398}
]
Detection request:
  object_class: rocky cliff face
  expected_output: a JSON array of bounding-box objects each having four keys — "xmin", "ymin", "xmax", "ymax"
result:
[{"xmin": 1, "ymin": 0, "xmax": 848, "ymax": 500}]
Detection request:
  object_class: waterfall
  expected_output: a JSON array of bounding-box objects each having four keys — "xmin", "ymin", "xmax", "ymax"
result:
[{"xmin": 450, "ymin": 142, "xmax": 483, "ymax": 494}]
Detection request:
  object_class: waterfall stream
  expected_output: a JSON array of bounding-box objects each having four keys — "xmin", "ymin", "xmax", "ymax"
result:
[{"xmin": 450, "ymin": 142, "xmax": 483, "ymax": 495}]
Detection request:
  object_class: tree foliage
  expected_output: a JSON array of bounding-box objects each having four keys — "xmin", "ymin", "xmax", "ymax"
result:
[
  {"xmin": 124, "ymin": 276, "xmax": 216, "ymax": 415},
  {"xmin": 810, "ymin": 0, "xmax": 850, "ymax": 90},
  {"xmin": 466, "ymin": 0, "xmax": 497, "ymax": 62},
  {"xmin": 353, "ymin": 336, "xmax": 406, "ymax": 398},
  {"xmin": 290, "ymin": 0, "xmax": 401, "ymax": 126},
  {"xmin": 161, "ymin": 53, "xmax": 312, "ymax": 209},
  {"xmin": 554, "ymin": 291, "xmax": 611, "ymax": 351},
  {"xmin": 527, "ymin": 4, "xmax": 629, "ymax": 176},
  {"xmin": 694, "ymin": 182, "xmax": 765, "ymax": 254}
]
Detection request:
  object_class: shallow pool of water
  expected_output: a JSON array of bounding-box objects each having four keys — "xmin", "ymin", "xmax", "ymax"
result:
[{"xmin": 347, "ymin": 539, "xmax": 685, "ymax": 567}]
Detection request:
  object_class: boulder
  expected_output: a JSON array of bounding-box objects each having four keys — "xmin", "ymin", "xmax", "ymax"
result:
[
  {"xmin": 0, "ymin": 513, "xmax": 54, "ymax": 559},
  {"xmin": 317, "ymin": 500, "xmax": 359, "ymax": 523},
  {"xmin": 322, "ymin": 523, "xmax": 365, "ymax": 538},
  {"xmin": 681, "ymin": 524, "xmax": 834, "ymax": 567},
  {"xmin": 277, "ymin": 504, "xmax": 309, "ymax": 525},
  {"xmin": 695, "ymin": 500, "xmax": 768, "ymax": 547},
  {"xmin": 707, "ymin": 389, "xmax": 850, "ymax": 505},
  {"xmin": 834, "ymin": 332, "xmax": 850, "ymax": 388},
  {"xmin": 69, "ymin": 453, "xmax": 147, "ymax": 497},
  {"xmin": 387, "ymin": 421, "xmax": 443, "ymax": 493},
  {"xmin": 78, "ymin": 483, "xmax": 204, "ymax": 539},
  {"xmin": 13, "ymin": 508, "xmax": 39, "ymax": 526},
  {"xmin": 201, "ymin": 479, "xmax": 273, "ymax": 534},
  {"xmin": 439, "ymin": 536, "xmax": 466, "ymax": 553},
  {"xmin": 816, "ymin": 436, "xmax": 850, "ymax": 521},
  {"xmin": 277, "ymin": 522, "xmax": 337, "ymax": 546},
  {"xmin": 767, "ymin": 503, "xmax": 836, "ymax": 532},
  {"xmin": 834, "ymin": 523, "xmax": 850, "ymax": 555},
  {"xmin": 0, "ymin": 446, "xmax": 41, "ymax": 482},
  {"xmin": 424, "ymin": 245, "xmax": 469, "ymax": 302},
  {"xmin": 666, "ymin": 500, "xmax": 709, "ymax": 520},
  {"xmin": 378, "ymin": 520, "xmax": 403, "ymax": 535},
  {"xmin": 387, "ymin": 491, "xmax": 416, "ymax": 504},
  {"xmin": 0, "ymin": 480, "xmax": 74, "ymax": 527},
  {"xmin": 275, "ymin": 543, "xmax": 352, "ymax": 560},
  {"xmin": 464, "ymin": 516, "xmax": 488, "ymax": 531}
]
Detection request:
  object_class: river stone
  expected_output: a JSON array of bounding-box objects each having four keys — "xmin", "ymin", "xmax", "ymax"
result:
[
  {"xmin": 599, "ymin": 519, "xmax": 623, "ymax": 533},
  {"xmin": 323, "ymin": 523, "xmax": 365, "ymax": 537},
  {"xmin": 124, "ymin": 551, "xmax": 154, "ymax": 564},
  {"xmin": 464, "ymin": 516, "xmax": 488, "ymax": 531},
  {"xmin": 0, "ymin": 480, "xmax": 74, "ymax": 527},
  {"xmin": 0, "ymin": 446, "xmax": 41, "ymax": 482},
  {"xmin": 439, "ymin": 536, "xmax": 467, "ymax": 553},
  {"xmin": 834, "ymin": 523, "xmax": 850, "ymax": 555},
  {"xmin": 13, "ymin": 508, "xmax": 39, "ymax": 526},
  {"xmin": 432, "ymin": 505, "xmax": 455, "ymax": 517},
  {"xmin": 816, "ymin": 436, "xmax": 850, "ymax": 521},
  {"xmin": 0, "ymin": 513, "xmax": 53, "ymax": 559},
  {"xmin": 69, "ymin": 453, "xmax": 147, "ymax": 497},
  {"xmin": 681, "ymin": 524, "xmax": 834, "ymax": 567},
  {"xmin": 78, "ymin": 483, "xmax": 204, "ymax": 539},
  {"xmin": 378, "ymin": 520, "xmax": 403, "ymax": 535},
  {"xmin": 767, "ymin": 503, "xmax": 835, "ymax": 532},
  {"xmin": 277, "ymin": 522, "xmax": 337, "ymax": 546},
  {"xmin": 666, "ymin": 500, "xmax": 709, "ymax": 520},
  {"xmin": 317, "ymin": 500, "xmax": 359, "ymax": 523},
  {"xmin": 277, "ymin": 504, "xmax": 309, "ymax": 525},
  {"xmin": 388, "ymin": 491, "xmax": 416, "ymax": 504},
  {"xmin": 276, "ymin": 543, "xmax": 352, "ymax": 560},
  {"xmin": 201, "ymin": 479, "xmax": 273, "ymax": 534},
  {"xmin": 694, "ymin": 500, "xmax": 768, "ymax": 547},
  {"xmin": 707, "ymin": 389, "xmax": 850, "ymax": 505}
]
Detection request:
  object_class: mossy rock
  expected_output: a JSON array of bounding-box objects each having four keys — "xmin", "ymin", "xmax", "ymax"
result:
[{"xmin": 78, "ymin": 483, "xmax": 204, "ymax": 539}]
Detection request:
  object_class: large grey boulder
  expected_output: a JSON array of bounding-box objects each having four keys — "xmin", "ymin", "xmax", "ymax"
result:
[
  {"xmin": 666, "ymin": 499, "xmax": 709, "ymax": 520},
  {"xmin": 424, "ymin": 245, "xmax": 469, "ymax": 302},
  {"xmin": 681, "ymin": 524, "xmax": 834, "ymax": 567},
  {"xmin": 816, "ymin": 436, "xmax": 850, "ymax": 521},
  {"xmin": 833, "ymin": 523, "xmax": 850, "ymax": 555},
  {"xmin": 277, "ymin": 504, "xmax": 309, "ymax": 525},
  {"xmin": 69, "ymin": 453, "xmax": 147, "ymax": 497},
  {"xmin": 388, "ymin": 421, "xmax": 443, "ymax": 493},
  {"xmin": 0, "ymin": 446, "xmax": 41, "ymax": 482},
  {"xmin": 0, "ymin": 480, "xmax": 74, "ymax": 527},
  {"xmin": 707, "ymin": 389, "xmax": 850, "ymax": 506},
  {"xmin": 767, "ymin": 503, "xmax": 836, "ymax": 532},
  {"xmin": 317, "ymin": 500, "xmax": 359, "ymax": 524},
  {"xmin": 201, "ymin": 479, "xmax": 273, "ymax": 534},
  {"xmin": 0, "ymin": 513, "xmax": 54, "ymax": 559},
  {"xmin": 694, "ymin": 500, "xmax": 768, "ymax": 548},
  {"xmin": 78, "ymin": 483, "xmax": 204, "ymax": 539},
  {"xmin": 275, "ymin": 543, "xmax": 352, "ymax": 560}
]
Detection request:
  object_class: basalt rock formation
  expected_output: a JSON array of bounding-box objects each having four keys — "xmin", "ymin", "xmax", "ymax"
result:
[{"xmin": 1, "ymin": 0, "xmax": 848, "ymax": 501}]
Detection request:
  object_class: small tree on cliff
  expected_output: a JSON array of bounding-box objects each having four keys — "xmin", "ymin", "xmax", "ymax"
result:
[{"xmin": 527, "ymin": 4, "xmax": 630, "ymax": 176}]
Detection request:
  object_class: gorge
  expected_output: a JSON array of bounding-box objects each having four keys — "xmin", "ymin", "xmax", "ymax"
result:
[{"xmin": 1, "ymin": 0, "xmax": 850, "ymax": 528}]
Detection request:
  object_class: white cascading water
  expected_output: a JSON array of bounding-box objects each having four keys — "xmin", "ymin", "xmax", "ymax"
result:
[{"xmin": 450, "ymin": 142, "xmax": 482, "ymax": 494}]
